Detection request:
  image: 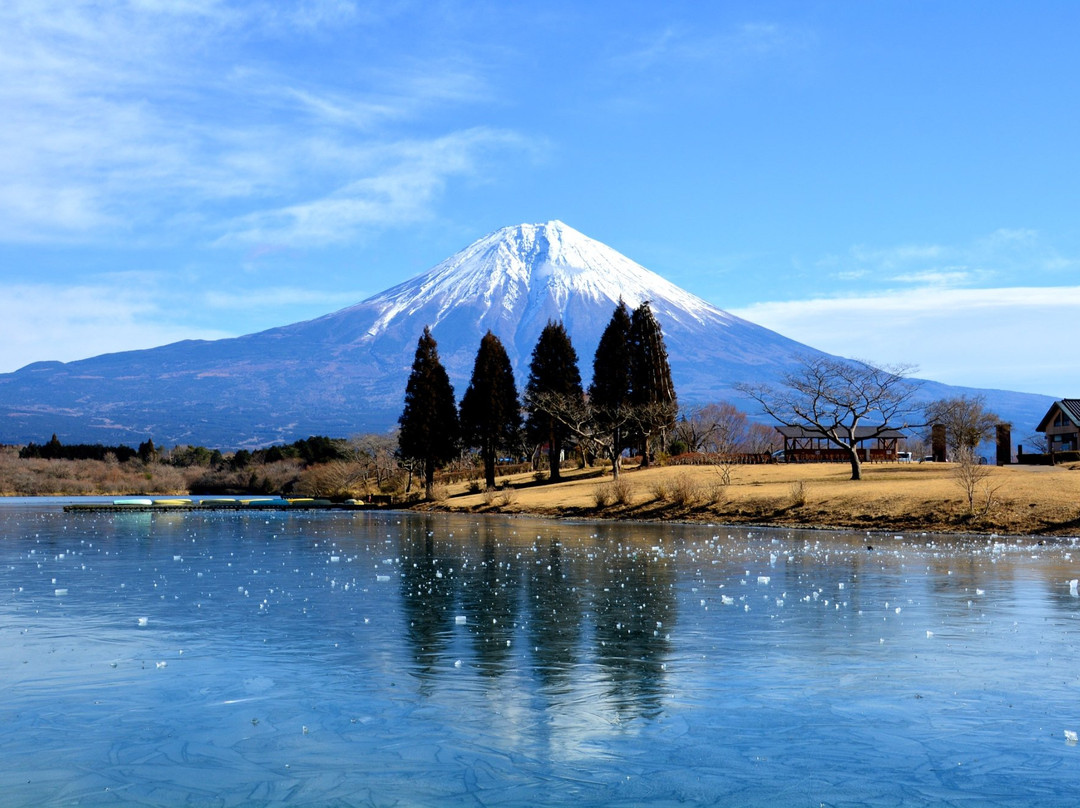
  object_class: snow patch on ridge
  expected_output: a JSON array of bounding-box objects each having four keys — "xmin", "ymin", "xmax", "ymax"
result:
[{"xmin": 359, "ymin": 220, "xmax": 733, "ymax": 341}]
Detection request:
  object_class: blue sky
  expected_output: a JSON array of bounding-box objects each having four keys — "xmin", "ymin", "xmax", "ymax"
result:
[{"xmin": 2, "ymin": 0, "xmax": 1078, "ymax": 396}]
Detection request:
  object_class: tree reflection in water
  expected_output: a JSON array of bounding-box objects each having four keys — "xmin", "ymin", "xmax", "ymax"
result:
[
  {"xmin": 460, "ymin": 520, "xmax": 521, "ymax": 676},
  {"xmin": 399, "ymin": 516, "xmax": 456, "ymax": 681},
  {"xmin": 397, "ymin": 517, "xmax": 675, "ymax": 718},
  {"xmin": 591, "ymin": 543, "xmax": 675, "ymax": 719},
  {"xmin": 527, "ymin": 537, "xmax": 585, "ymax": 691}
]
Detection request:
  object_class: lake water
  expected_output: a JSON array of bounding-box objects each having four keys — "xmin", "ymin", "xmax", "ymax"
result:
[{"xmin": 3, "ymin": 500, "xmax": 1080, "ymax": 806}]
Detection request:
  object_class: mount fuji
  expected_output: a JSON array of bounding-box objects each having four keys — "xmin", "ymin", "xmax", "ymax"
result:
[{"xmin": 0, "ymin": 221, "xmax": 1053, "ymax": 448}]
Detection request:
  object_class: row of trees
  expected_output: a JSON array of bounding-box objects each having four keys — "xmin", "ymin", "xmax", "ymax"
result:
[
  {"xmin": 19, "ymin": 434, "xmax": 354, "ymax": 470},
  {"xmin": 398, "ymin": 301, "xmax": 678, "ymax": 498}
]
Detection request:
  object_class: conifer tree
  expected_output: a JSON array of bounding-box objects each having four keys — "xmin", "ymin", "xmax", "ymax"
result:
[
  {"xmin": 398, "ymin": 327, "xmax": 459, "ymax": 499},
  {"xmin": 630, "ymin": 301, "xmax": 677, "ymax": 467},
  {"xmin": 524, "ymin": 321, "xmax": 583, "ymax": 482},
  {"xmin": 589, "ymin": 300, "xmax": 635, "ymax": 476},
  {"xmin": 460, "ymin": 331, "xmax": 521, "ymax": 489}
]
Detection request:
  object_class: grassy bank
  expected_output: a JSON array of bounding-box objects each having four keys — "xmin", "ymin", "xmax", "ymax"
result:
[{"xmin": 417, "ymin": 461, "xmax": 1080, "ymax": 538}]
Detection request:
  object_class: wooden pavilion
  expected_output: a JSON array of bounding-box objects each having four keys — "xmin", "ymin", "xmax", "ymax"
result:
[{"xmin": 775, "ymin": 425, "xmax": 906, "ymax": 463}]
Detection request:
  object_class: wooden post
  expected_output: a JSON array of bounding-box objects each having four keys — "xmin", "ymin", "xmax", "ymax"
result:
[
  {"xmin": 996, "ymin": 423, "xmax": 1012, "ymax": 466},
  {"xmin": 931, "ymin": 424, "xmax": 947, "ymax": 462}
]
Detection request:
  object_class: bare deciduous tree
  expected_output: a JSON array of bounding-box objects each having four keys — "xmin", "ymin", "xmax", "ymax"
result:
[
  {"xmin": 924, "ymin": 395, "xmax": 1001, "ymax": 458},
  {"xmin": 527, "ymin": 389, "xmax": 637, "ymax": 478},
  {"xmin": 738, "ymin": 355, "xmax": 921, "ymax": 481},
  {"xmin": 952, "ymin": 446, "xmax": 1003, "ymax": 517}
]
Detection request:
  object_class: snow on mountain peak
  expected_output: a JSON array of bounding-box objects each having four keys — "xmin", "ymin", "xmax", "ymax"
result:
[{"xmin": 362, "ymin": 220, "xmax": 730, "ymax": 339}]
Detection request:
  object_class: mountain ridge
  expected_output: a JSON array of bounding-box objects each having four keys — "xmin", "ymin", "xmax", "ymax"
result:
[{"xmin": 0, "ymin": 221, "xmax": 1055, "ymax": 448}]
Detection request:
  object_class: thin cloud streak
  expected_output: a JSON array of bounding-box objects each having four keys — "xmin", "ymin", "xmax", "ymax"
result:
[
  {"xmin": 0, "ymin": 2, "xmax": 533, "ymax": 245},
  {"xmin": 217, "ymin": 128, "xmax": 532, "ymax": 246},
  {"xmin": 0, "ymin": 283, "xmax": 233, "ymax": 372},
  {"xmin": 731, "ymin": 286, "xmax": 1080, "ymax": 395}
]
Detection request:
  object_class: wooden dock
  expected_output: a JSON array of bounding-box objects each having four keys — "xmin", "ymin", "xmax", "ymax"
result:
[{"xmin": 63, "ymin": 497, "xmax": 378, "ymax": 513}]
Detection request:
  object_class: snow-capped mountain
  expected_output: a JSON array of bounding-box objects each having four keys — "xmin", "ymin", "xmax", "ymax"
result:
[{"xmin": 0, "ymin": 221, "xmax": 1054, "ymax": 447}]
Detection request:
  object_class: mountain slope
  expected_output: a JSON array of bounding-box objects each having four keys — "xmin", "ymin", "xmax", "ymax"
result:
[{"xmin": 0, "ymin": 221, "xmax": 1055, "ymax": 448}]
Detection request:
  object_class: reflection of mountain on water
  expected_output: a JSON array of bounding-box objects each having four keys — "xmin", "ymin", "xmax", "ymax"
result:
[{"xmin": 395, "ymin": 520, "xmax": 676, "ymax": 718}]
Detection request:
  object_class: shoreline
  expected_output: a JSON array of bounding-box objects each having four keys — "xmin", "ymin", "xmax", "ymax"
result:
[
  {"xmin": 10, "ymin": 460, "xmax": 1080, "ymax": 541},
  {"xmin": 407, "ymin": 461, "xmax": 1080, "ymax": 540}
]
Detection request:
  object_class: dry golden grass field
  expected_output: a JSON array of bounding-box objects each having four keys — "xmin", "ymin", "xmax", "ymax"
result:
[{"xmin": 422, "ymin": 460, "xmax": 1080, "ymax": 538}]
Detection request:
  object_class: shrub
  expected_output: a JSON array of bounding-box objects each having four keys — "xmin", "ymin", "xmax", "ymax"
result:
[
  {"xmin": 593, "ymin": 483, "xmax": 615, "ymax": 508},
  {"xmin": 788, "ymin": 480, "xmax": 808, "ymax": 508},
  {"xmin": 669, "ymin": 472, "xmax": 703, "ymax": 508},
  {"xmin": 611, "ymin": 477, "xmax": 635, "ymax": 505},
  {"xmin": 706, "ymin": 478, "xmax": 728, "ymax": 506}
]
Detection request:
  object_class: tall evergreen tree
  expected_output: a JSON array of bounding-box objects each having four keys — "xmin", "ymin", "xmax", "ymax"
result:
[
  {"xmin": 524, "ymin": 321, "xmax": 583, "ymax": 482},
  {"xmin": 460, "ymin": 331, "xmax": 522, "ymax": 489},
  {"xmin": 589, "ymin": 300, "xmax": 634, "ymax": 476},
  {"xmin": 398, "ymin": 327, "xmax": 459, "ymax": 499},
  {"xmin": 630, "ymin": 301, "xmax": 677, "ymax": 467}
]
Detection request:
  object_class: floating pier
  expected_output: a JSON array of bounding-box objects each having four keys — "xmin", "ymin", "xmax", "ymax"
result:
[{"xmin": 63, "ymin": 497, "xmax": 375, "ymax": 513}]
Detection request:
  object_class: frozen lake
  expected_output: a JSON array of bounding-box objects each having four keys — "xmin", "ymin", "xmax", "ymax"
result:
[{"xmin": 3, "ymin": 500, "xmax": 1080, "ymax": 806}]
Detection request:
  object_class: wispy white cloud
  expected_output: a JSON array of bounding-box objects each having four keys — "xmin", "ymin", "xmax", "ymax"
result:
[
  {"xmin": 890, "ymin": 269, "xmax": 977, "ymax": 286},
  {"xmin": 201, "ymin": 286, "xmax": 366, "ymax": 312},
  {"xmin": 217, "ymin": 128, "xmax": 532, "ymax": 246},
  {"xmin": 0, "ymin": 274, "xmax": 372, "ymax": 372},
  {"xmin": 0, "ymin": 1, "xmax": 532, "ymax": 245},
  {"xmin": 0, "ymin": 282, "xmax": 234, "ymax": 372},
  {"xmin": 616, "ymin": 20, "xmax": 814, "ymax": 74},
  {"xmin": 731, "ymin": 286, "xmax": 1080, "ymax": 395},
  {"xmin": 817, "ymin": 229, "xmax": 1078, "ymax": 292}
]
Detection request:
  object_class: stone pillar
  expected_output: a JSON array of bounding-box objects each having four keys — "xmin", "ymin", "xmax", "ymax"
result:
[
  {"xmin": 931, "ymin": 424, "xmax": 947, "ymax": 462},
  {"xmin": 996, "ymin": 423, "xmax": 1012, "ymax": 466}
]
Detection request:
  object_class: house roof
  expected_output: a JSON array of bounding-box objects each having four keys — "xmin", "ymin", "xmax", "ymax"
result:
[
  {"xmin": 775, "ymin": 425, "xmax": 907, "ymax": 441},
  {"xmin": 1035, "ymin": 399, "xmax": 1080, "ymax": 432}
]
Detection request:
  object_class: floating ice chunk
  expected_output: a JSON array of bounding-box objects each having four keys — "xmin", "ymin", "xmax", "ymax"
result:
[
  {"xmin": 721, "ymin": 596, "xmax": 735, "ymax": 606},
  {"xmin": 455, "ymin": 615, "xmax": 467, "ymax": 625},
  {"xmin": 54, "ymin": 588, "xmax": 68, "ymax": 596},
  {"xmin": 137, "ymin": 617, "xmax": 149, "ymax": 626},
  {"xmin": 757, "ymin": 576, "xmax": 770, "ymax": 585},
  {"xmin": 1066, "ymin": 730, "xmax": 1078, "ymax": 744},
  {"xmin": 330, "ymin": 556, "xmax": 340, "ymax": 563},
  {"xmin": 1070, "ymin": 580, "xmax": 1079, "ymax": 598},
  {"xmin": 454, "ymin": 659, "xmax": 463, "ymax": 668},
  {"xmin": 376, "ymin": 575, "xmax": 390, "ymax": 582}
]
